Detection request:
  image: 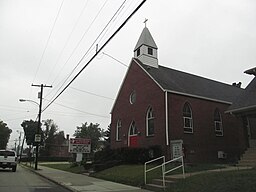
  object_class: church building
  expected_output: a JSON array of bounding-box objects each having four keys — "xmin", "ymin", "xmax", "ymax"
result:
[{"xmin": 110, "ymin": 25, "xmax": 253, "ymax": 163}]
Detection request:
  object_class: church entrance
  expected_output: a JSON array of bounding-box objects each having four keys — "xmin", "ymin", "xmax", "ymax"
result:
[{"xmin": 128, "ymin": 121, "xmax": 138, "ymax": 147}]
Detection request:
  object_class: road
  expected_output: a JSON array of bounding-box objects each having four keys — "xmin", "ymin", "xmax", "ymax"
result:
[{"xmin": 0, "ymin": 165, "xmax": 71, "ymax": 192}]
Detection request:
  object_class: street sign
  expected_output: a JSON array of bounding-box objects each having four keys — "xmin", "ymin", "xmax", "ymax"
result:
[
  {"xmin": 34, "ymin": 134, "xmax": 41, "ymax": 142},
  {"xmin": 69, "ymin": 138, "xmax": 91, "ymax": 153}
]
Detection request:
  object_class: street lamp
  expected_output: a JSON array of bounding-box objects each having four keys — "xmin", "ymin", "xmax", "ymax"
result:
[{"xmin": 19, "ymin": 98, "xmax": 41, "ymax": 170}]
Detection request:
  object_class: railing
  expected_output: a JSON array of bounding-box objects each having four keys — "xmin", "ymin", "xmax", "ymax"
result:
[
  {"xmin": 162, "ymin": 156, "xmax": 185, "ymax": 187},
  {"xmin": 144, "ymin": 156, "xmax": 165, "ymax": 185},
  {"xmin": 144, "ymin": 155, "xmax": 185, "ymax": 187}
]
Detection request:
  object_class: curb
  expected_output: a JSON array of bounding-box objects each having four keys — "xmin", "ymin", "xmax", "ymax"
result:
[{"xmin": 20, "ymin": 163, "xmax": 76, "ymax": 192}]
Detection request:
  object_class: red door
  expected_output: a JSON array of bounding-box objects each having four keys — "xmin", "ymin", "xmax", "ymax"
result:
[{"xmin": 129, "ymin": 135, "xmax": 138, "ymax": 147}]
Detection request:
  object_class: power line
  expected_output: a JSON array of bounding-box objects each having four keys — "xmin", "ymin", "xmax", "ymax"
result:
[
  {"xmin": 32, "ymin": 0, "xmax": 64, "ymax": 84},
  {"xmin": 43, "ymin": 99, "xmax": 109, "ymax": 118},
  {"xmin": 102, "ymin": 52, "xmax": 128, "ymax": 67},
  {"xmin": 48, "ymin": 0, "xmax": 107, "ymax": 88},
  {"xmin": 46, "ymin": 0, "xmax": 89, "ymax": 85},
  {"xmin": 46, "ymin": 0, "xmax": 125, "ymax": 102},
  {"xmin": 70, "ymin": 87, "xmax": 114, "ymax": 100},
  {"xmin": 42, "ymin": 0, "xmax": 146, "ymax": 112}
]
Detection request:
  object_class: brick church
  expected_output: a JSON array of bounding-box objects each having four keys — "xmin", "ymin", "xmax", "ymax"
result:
[{"xmin": 110, "ymin": 26, "xmax": 256, "ymax": 163}]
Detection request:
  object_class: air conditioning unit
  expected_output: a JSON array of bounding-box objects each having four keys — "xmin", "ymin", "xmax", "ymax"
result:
[{"xmin": 218, "ymin": 151, "xmax": 227, "ymax": 159}]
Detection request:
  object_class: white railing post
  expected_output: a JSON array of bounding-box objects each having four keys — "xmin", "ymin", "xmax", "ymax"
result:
[
  {"xmin": 144, "ymin": 156, "xmax": 165, "ymax": 185},
  {"xmin": 181, "ymin": 156, "xmax": 185, "ymax": 179},
  {"xmin": 144, "ymin": 163, "xmax": 147, "ymax": 185},
  {"xmin": 162, "ymin": 163, "xmax": 165, "ymax": 187}
]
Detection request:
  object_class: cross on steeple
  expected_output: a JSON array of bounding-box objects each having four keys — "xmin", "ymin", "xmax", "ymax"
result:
[{"xmin": 144, "ymin": 18, "xmax": 148, "ymax": 27}]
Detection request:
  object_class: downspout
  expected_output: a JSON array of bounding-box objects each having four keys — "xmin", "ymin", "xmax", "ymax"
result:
[{"xmin": 165, "ymin": 91, "xmax": 169, "ymax": 146}]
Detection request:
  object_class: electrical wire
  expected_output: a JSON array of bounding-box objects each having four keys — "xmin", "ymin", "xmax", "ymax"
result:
[
  {"xmin": 43, "ymin": 99, "xmax": 109, "ymax": 118},
  {"xmin": 102, "ymin": 52, "xmax": 128, "ymax": 67},
  {"xmin": 44, "ymin": 0, "xmax": 109, "ymax": 100},
  {"xmin": 32, "ymin": 0, "xmax": 64, "ymax": 84},
  {"xmin": 70, "ymin": 86, "xmax": 114, "ymax": 100},
  {"xmin": 45, "ymin": 0, "xmax": 125, "ymax": 101},
  {"xmin": 42, "ymin": 0, "xmax": 147, "ymax": 113},
  {"xmin": 45, "ymin": 0, "xmax": 89, "ymax": 85}
]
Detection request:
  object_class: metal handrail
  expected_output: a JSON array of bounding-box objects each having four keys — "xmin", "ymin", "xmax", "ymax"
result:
[
  {"xmin": 162, "ymin": 156, "xmax": 185, "ymax": 187},
  {"xmin": 144, "ymin": 156, "xmax": 165, "ymax": 185}
]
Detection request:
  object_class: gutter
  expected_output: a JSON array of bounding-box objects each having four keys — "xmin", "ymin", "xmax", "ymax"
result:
[{"xmin": 165, "ymin": 91, "xmax": 169, "ymax": 146}]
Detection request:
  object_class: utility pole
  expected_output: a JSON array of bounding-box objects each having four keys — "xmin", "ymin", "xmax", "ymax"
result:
[{"xmin": 32, "ymin": 84, "xmax": 52, "ymax": 170}]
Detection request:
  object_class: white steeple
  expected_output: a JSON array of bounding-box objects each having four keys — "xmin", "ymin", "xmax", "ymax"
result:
[{"xmin": 134, "ymin": 23, "xmax": 158, "ymax": 68}]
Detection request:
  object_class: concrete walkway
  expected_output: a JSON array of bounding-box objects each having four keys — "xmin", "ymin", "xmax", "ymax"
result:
[
  {"xmin": 166, "ymin": 165, "xmax": 253, "ymax": 180},
  {"xmin": 21, "ymin": 164, "xmax": 151, "ymax": 192}
]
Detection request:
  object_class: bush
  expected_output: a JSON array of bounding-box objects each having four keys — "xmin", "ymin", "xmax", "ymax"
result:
[{"xmin": 94, "ymin": 145, "xmax": 162, "ymax": 165}]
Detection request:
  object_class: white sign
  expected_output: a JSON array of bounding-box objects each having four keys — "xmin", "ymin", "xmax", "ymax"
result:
[
  {"xmin": 69, "ymin": 138, "xmax": 91, "ymax": 153},
  {"xmin": 34, "ymin": 134, "xmax": 41, "ymax": 142}
]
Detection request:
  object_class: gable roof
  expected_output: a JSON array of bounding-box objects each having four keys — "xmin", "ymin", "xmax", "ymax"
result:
[
  {"xmin": 136, "ymin": 59, "xmax": 243, "ymax": 104},
  {"xmin": 227, "ymin": 76, "xmax": 256, "ymax": 114},
  {"xmin": 134, "ymin": 27, "xmax": 158, "ymax": 51}
]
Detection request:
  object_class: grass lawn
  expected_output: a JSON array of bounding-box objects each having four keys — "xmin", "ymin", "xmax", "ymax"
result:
[
  {"xmin": 171, "ymin": 168, "xmax": 256, "ymax": 192},
  {"xmin": 40, "ymin": 163, "xmax": 85, "ymax": 174},
  {"xmin": 40, "ymin": 163, "xmax": 256, "ymax": 191}
]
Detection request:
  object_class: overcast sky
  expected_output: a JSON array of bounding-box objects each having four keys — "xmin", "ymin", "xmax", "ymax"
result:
[{"xmin": 1, "ymin": 0, "xmax": 255, "ymax": 149}]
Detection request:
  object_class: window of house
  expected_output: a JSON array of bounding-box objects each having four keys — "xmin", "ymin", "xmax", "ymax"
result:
[
  {"xmin": 183, "ymin": 102, "xmax": 193, "ymax": 133},
  {"xmin": 214, "ymin": 109, "xmax": 223, "ymax": 136},
  {"xmin": 137, "ymin": 48, "xmax": 140, "ymax": 56},
  {"xmin": 148, "ymin": 47, "xmax": 153, "ymax": 55},
  {"xmin": 130, "ymin": 91, "xmax": 136, "ymax": 104},
  {"xmin": 129, "ymin": 121, "xmax": 137, "ymax": 135},
  {"xmin": 116, "ymin": 120, "xmax": 121, "ymax": 141},
  {"xmin": 146, "ymin": 107, "xmax": 155, "ymax": 136}
]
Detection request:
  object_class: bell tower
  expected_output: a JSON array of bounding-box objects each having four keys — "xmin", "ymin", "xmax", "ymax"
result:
[{"xmin": 134, "ymin": 20, "xmax": 158, "ymax": 68}]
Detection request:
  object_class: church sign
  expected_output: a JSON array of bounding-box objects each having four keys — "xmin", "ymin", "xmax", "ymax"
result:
[{"xmin": 69, "ymin": 138, "xmax": 91, "ymax": 153}]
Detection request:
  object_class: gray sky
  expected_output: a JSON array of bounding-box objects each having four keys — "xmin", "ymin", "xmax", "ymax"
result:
[{"xmin": 1, "ymin": 0, "xmax": 255, "ymax": 149}]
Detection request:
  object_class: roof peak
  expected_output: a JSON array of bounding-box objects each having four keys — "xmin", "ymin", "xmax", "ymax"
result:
[{"xmin": 134, "ymin": 27, "xmax": 158, "ymax": 51}]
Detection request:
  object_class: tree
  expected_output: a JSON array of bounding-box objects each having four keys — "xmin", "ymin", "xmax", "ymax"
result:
[
  {"xmin": 74, "ymin": 122, "xmax": 104, "ymax": 152},
  {"xmin": 40, "ymin": 119, "xmax": 64, "ymax": 156},
  {"xmin": 0, "ymin": 120, "xmax": 12, "ymax": 149},
  {"xmin": 21, "ymin": 120, "xmax": 39, "ymax": 145},
  {"xmin": 104, "ymin": 125, "xmax": 111, "ymax": 149}
]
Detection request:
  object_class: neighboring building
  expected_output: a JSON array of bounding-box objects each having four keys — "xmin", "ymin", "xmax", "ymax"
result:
[
  {"xmin": 110, "ymin": 26, "xmax": 250, "ymax": 163},
  {"xmin": 227, "ymin": 68, "xmax": 256, "ymax": 148}
]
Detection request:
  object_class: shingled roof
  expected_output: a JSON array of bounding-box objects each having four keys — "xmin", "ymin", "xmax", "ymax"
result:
[{"xmin": 135, "ymin": 59, "xmax": 243, "ymax": 104}]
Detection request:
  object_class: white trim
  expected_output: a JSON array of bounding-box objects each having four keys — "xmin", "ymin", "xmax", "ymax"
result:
[
  {"xmin": 146, "ymin": 107, "xmax": 154, "ymax": 136},
  {"xmin": 135, "ymin": 59, "xmax": 165, "ymax": 92},
  {"xmin": 166, "ymin": 90, "xmax": 232, "ymax": 105},
  {"xmin": 226, "ymin": 105, "xmax": 256, "ymax": 114},
  {"xmin": 110, "ymin": 58, "xmax": 135, "ymax": 114},
  {"xmin": 116, "ymin": 120, "xmax": 121, "ymax": 141},
  {"xmin": 128, "ymin": 121, "xmax": 138, "ymax": 147},
  {"xmin": 165, "ymin": 91, "xmax": 169, "ymax": 146}
]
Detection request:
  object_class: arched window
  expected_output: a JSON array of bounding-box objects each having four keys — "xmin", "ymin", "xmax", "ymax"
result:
[
  {"xmin": 214, "ymin": 109, "xmax": 223, "ymax": 136},
  {"xmin": 116, "ymin": 120, "xmax": 121, "ymax": 141},
  {"xmin": 146, "ymin": 107, "xmax": 155, "ymax": 136},
  {"xmin": 183, "ymin": 102, "xmax": 193, "ymax": 133},
  {"xmin": 129, "ymin": 121, "xmax": 137, "ymax": 136}
]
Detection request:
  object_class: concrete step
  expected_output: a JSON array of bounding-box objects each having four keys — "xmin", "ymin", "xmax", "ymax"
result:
[
  {"xmin": 152, "ymin": 178, "xmax": 176, "ymax": 186},
  {"xmin": 144, "ymin": 183, "xmax": 166, "ymax": 192},
  {"xmin": 241, "ymin": 155, "xmax": 256, "ymax": 160}
]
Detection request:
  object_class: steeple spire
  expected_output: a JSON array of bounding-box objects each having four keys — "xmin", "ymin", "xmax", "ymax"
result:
[{"xmin": 134, "ymin": 22, "xmax": 158, "ymax": 68}]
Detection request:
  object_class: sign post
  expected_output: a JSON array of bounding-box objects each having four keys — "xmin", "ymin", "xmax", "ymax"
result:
[{"xmin": 69, "ymin": 138, "xmax": 91, "ymax": 154}]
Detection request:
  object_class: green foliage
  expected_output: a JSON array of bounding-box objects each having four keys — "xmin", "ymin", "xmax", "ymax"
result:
[
  {"xmin": 94, "ymin": 145, "xmax": 162, "ymax": 165},
  {"xmin": 104, "ymin": 125, "xmax": 111, "ymax": 149},
  {"xmin": 40, "ymin": 119, "xmax": 64, "ymax": 156},
  {"xmin": 21, "ymin": 120, "xmax": 38, "ymax": 145},
  {"xmin": 73, "ymin": 122, "xmax": 104, "ymax": 153},
  {"xmin": 0, "ymin": 120, "xmax": 12, "ymax": 149}
]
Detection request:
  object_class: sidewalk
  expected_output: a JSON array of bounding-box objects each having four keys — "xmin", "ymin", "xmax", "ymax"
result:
[{"xmin": 21, "ymin": 164, "xmax": 151, "ymax": 192}]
